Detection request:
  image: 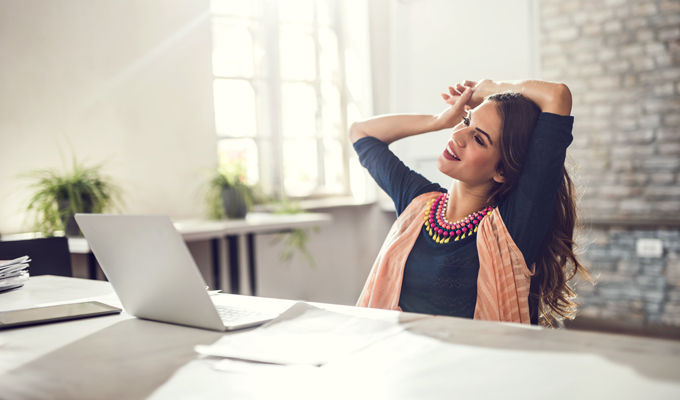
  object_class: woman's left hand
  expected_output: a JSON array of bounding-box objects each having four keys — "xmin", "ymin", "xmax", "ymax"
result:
[
  {"xmin": 434, "ymin": 86, "xmax": 472, "ymax": 130},
  {"xmin": 442, "ymin": 80, "xmax": 495, "ymax": 109}
]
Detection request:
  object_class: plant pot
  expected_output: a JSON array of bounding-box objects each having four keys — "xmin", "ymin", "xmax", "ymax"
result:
[
  {"xmin": 221, "ymin": 187, "xmax": 248, "ymax": 219},
  {"xmin": 58, "ymin": 198, "xmax": 93, "ymax": 237}
]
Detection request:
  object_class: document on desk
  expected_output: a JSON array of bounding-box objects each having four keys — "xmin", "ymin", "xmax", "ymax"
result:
[{"xmin": 195, "ymin": 302, "xmax": 404, "ymax": 366}]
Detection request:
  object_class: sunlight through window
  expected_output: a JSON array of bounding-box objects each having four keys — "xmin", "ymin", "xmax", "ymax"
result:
[{"xmin": 211, "ymin": 0, "xmax": 356, "ymax": 198}]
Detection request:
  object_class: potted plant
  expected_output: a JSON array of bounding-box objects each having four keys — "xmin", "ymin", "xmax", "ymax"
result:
[
  {"xmin": 23, "ymin": 157, "xmax": 122, "ymax": 236},
  {"xmin": 204, "ymin": 163, "xmax": 262, "ymax": 220},
  {"xmin": 204, "ymin": 163, "xmax": 316, "ymax": 268},
  {"xmin": 271, "ymin": 198, "xmax": 318, "ymax": 269}
]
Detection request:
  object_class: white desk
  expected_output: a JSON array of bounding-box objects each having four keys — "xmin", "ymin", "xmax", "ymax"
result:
[
  {"xmin": 2, "ymin": 213, "xmax": 332, "ymax": 295},
  {"xmin": 1, "ymin": 276, "xmax": 680, "ymax": 400}
]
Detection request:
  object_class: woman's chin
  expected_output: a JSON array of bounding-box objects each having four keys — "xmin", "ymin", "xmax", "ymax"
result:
[{"xmin": 436, "ymin": 156, "xmax": 455, "ymax": 178}]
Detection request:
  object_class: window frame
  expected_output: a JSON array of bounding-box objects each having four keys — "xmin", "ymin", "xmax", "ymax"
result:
[{"xmin": 211, "ymin": 0, "xmax": 351, "ymax": 200}]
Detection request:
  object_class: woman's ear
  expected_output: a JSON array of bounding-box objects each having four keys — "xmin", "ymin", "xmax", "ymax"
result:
[{"xmin": 493, "ymin": 167, "xmax": 505, "ymax": 184}]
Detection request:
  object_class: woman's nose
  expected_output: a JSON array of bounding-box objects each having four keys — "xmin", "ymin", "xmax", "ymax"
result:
[{"xmin": 452, "ymin": 128, "xmax": 466, "ymax": 147}]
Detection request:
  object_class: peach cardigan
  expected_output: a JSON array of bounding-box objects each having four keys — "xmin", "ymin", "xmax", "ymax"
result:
[{"xmin": 357, "ymin": 191, "xmax": 535, "ymax": 324}]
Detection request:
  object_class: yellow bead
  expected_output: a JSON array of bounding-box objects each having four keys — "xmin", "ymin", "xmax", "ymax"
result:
[
  {"xmin": 474, "ymin": 226, "xmax": 478, "ymax": 232},
  {"xmin": 454, "ymin": 236, "xmax": 460, "ymax": 241},
  {"xmin": 444, "ymin": 237, "xmax": 450, "ymax": 243}
]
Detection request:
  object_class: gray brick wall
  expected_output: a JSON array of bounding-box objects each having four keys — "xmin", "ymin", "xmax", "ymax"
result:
[
  {"xmin": 540, "ymin": 0, "xmax": 679, "ymax": 217},
  {"xmin": 576, "ymin": 228, "xmax": 680, "ymax": 325},
  {"xmin": 539, "ymin": 0, "xmax": 680, "ymax": 327}
]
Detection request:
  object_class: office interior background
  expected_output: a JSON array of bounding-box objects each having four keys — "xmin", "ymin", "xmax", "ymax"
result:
[{"xmin": 1, "ymin": 0, "xmax": 679, "ymax": 334}]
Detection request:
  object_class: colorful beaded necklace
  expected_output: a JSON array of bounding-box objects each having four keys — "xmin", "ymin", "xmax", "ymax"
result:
[{"xmin": 423, "ymin": 193, "xmax": 497, "ymax": 244}]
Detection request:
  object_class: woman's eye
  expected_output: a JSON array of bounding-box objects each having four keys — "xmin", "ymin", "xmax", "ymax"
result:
[
  {"xmin": 462, "ymin": 116, "xmax": 469, "ymax": 126},
  {"xmin": 475, "ymin": 136, "xmax": 484, "ymax": 145}
]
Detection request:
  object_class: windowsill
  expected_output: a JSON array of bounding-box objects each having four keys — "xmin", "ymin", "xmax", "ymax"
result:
[
  {"xmin": 254, "ymin": 196, "xmax": 376, "ymax": 213},
  {"xmin": 298, "ymin": 196, "xmax": 376, "ymax": 210}
]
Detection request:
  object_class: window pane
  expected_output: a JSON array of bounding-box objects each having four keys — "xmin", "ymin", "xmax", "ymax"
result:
[
  {"xmin": 321, "ymin": 82, "xmax": 341, "ymax": 137},
  {"xmin": 211, "ymin": 0, "xmax": 250, "ymax": 17},
  {"xmin": 281, "ymin": 82, "xmax": 317, "ymax": 138},
  {"xmin": 214, "ymin": 79, "xmax": 257, "ymax": 137},
  {"xmin": 212, "ymin": 21, "xmax": 254, "ymax": 77},
  {"xmin": 346, "ymin": 101, "xmax": 362, "ymax": 126},
  {"xmin": 217, "ymin": 138, "xmax": 259, "ymax": 185},
  {"xmin": 345, "ymin": 49, "xmax": 363, "ymax": 102},
  {"xmin": 278, "ymin": 0, "xmax": 314, "ymax": 24},
  {"xmin": 317, "ymin": 0, "xmax": 333, "ymax": 27},
  {"xmin": 319, "ymin": 27, "xmax": 339, "ymax": 82},
  {"xmin": 323, "ymin": 138, "xmax": 344, "ymax": 193},
  {"xmin": 279, "ymin": 26, "xmax": 316, "ymax": 81},
  {"xmin": 283, "ymin": 139, "xmax": 318, "ymax": 196}
]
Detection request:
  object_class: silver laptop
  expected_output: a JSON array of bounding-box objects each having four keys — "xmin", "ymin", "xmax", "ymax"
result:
[{"xmin": 75, "ymin": 214, "xmax": 280, "ymax": 331}]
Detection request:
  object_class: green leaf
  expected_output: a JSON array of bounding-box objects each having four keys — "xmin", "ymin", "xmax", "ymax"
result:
[{"xmin": 20, "ymin": 156, "xmax": 122, "ymax": 236}]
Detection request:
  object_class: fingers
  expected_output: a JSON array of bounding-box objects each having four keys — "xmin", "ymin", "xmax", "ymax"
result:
[{"xmin": 442, "ymin": 86, "xmax": 471, "ymax": 105}]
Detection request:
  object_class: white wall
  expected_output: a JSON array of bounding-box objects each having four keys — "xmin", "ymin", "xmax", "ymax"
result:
[
  {"xmin": 0, "ymin": 0, "xmax": 217, "ymax": 234},
  {"xmin": 389, "ymin": 0, "xmax": 538, "ymax": 188}
]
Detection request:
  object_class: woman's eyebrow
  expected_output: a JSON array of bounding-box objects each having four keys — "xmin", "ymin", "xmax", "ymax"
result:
[{"xmin": 468, "ymin": 110, "xmax": 494, "ymax": 145}]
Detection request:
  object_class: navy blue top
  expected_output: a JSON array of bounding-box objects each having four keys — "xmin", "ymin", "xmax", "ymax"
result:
[{"xmin": 354, "ymin": 113, "xmax": 574, "ymax": 320}]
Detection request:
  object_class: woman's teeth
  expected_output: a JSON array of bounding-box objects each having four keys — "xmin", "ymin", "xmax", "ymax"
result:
[{"xmin": 447, "ymin": 146, "xmax": 460, "ymax": 160}]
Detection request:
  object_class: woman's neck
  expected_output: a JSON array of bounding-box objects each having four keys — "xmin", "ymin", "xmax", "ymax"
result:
[{"xmin": 445, "ymin": 180, "xmax": 494, "ymax": 223}]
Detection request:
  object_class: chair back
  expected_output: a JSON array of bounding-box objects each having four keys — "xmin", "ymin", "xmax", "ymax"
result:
[{"xmin": 0, "ymin": 237, "xmax": 72, "ymax": 277}]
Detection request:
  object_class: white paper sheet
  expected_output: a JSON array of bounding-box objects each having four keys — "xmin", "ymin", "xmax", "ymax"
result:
[{"xmin": 195, "ymin": 302, "xmax": 404, "ymax": 365}]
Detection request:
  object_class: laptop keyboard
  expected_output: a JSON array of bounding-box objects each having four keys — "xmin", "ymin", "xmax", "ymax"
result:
[{"xmin": 215, "ymin": 305, "xmax": 274, "ymax": 324}]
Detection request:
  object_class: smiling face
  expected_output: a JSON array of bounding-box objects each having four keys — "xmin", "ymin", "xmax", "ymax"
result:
[{"xmin": 436, "ymin": 99, "xmax": 505, "ymax": 188}]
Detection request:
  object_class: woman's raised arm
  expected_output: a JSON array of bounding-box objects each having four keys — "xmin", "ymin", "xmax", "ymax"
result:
[
  {"xmin": 349, "ymin": 87, "xmax": 472, "ymax": 144},
  {"xmin": 449, "ymin": 79, "xmax": 572, "ymax": 117}
]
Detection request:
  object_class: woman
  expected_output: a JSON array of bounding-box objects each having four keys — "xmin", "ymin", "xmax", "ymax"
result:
[{"xmin": 350, "ymin": 79, "xmax": 592, "ymax": 326}]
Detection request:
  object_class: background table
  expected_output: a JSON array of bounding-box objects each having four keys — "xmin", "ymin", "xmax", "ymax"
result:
[
  {"xmin": 2, "ymin": 212, "xmax": 332, "ymax": 295},
  {"xmin": 1, "ymin": 276, "xmax": 680, "ymax": 400}
]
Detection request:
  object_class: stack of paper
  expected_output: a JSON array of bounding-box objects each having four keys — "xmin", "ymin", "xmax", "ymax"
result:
[
  {"xmin": 195, "ymin": 302, "xmax": 405, "ymax": 366},
  {"xmin": 0, "ymin": 256, "xmax": 30, "ymax": 294}
]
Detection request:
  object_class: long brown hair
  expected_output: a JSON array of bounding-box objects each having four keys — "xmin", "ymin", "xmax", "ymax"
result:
[{"xmin": 485, "ymin": 91, "xmax": 593, "ymax": 327}]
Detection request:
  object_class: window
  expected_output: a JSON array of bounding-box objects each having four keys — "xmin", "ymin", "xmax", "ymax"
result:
[{"xmin": 211, "ymin": 0, "xmax": 352, "ymax": 198}]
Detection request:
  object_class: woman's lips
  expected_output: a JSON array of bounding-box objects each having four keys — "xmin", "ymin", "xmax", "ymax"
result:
[{"xmin": 443, "ymin": 142, "xmax": 460, "ymax": 161}]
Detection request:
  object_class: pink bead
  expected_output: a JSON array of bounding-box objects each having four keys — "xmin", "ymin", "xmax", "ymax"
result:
[
  {"xmin": 456, "ymin": 229, "xmax": 461, "ymax": 235},
  {"xmin": 477, "ymin": 215, "xmax": 483, "ymax": 221},
  {"xmin": 481, "ymin": 211, "xmax": 486, "ymax": 216},
  {"xmin": 462, "ymin": 227, "xmax": 467, "ymax": 233},
  {"xmin": 438, "ymin": 228, "xmax": 443, "ymax": 235},
  {"xmin": 468, "ymin": 224, "xmax": 473, "ymax": 229},
  {"xmin": 429, "ymin": 218, "xmax": 434, "ymax": 224},
  {"xmin": 473, "ymin": 219, "xmax": 479, "ymax": 225},
  {"xmin": 443, "ymin": 231, "xmax": 449, "ymax": 237}
]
